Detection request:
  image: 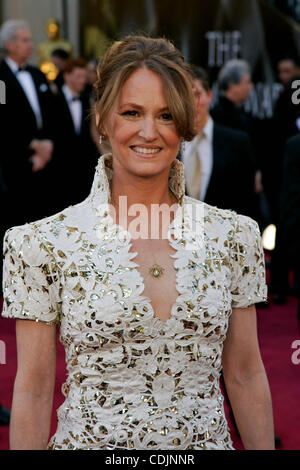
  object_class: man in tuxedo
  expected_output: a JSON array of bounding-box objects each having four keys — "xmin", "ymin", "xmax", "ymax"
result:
[
  {"xmin": 211, "ymin": 60, "xmax": 264, "ymax": 198},
  {"xmin": 50, "ymin": 48, "xmax": 71, "ymax": 91},
  {"xmin": 51, "ymin": 58, "xmax": 99, "ymax": 212},
  {"xmin": 0, "ymin": 20, "xmax": 56, "ymax": 226},
  {"xmin": 182, "ymin": 66, "xmax": 257, "ymax": 219},
  {"xmin": 211, "ymin": 59, "xmax": 253, "ymax": 133}
]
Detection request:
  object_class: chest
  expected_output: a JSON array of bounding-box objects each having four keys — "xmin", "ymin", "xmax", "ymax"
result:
[
  {"xmin": 129, "ymin": 238, "xmax": 178, "ymax": 322},
  {"xmin": 58, "ymin": 224, "xmax": 233, "ymax": 348}
]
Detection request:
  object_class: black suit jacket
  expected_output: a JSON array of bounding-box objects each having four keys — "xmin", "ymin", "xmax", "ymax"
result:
[
  {"xmin": 50, "ymin": 88, "xmax": 99, "ymax": 210},
  {"xmin": 0, "ymin": 59, "xmax": 57, "ymax": 224},
  {"xmin": 280, "ymin": 134, "xmax": 300, "ymax": 265},
  {"xmin": 183, "ymin": 122, "xmax": 256, "ymax": 218},
  {"xmin": 211, "ymin": 96, "xmax": 252, "ymax": 134},
  {"xmin": 211, "ymin": 95, "xmax": 260, "ymax": 172}
]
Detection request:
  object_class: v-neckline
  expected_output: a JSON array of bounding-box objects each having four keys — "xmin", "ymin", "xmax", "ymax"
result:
[
  {"xmin": 116, "ymin": 205, "xmax": 184, "ymax": 324},
  {"xmin": 129, "ymin": 237, "xmax": 181, "ymax": 324}
]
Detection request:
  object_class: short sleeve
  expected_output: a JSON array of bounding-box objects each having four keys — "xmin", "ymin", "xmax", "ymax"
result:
[
  {"xmin": 229, "ymin": 214, "xmax": 268, "ymax": 309},
  {"xmin": 1, "ymin": 224, "xmax": 61, "ymax": 325}
]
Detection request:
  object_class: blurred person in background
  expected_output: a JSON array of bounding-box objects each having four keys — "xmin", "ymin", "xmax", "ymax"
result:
[
  {"xmin": 211, "ymin": 59, "xmax": 254, "ymax": 133},
  {"xmin": 50, "ymin": 48, "xmax": 71, "ymax": 90},
  {"xmin": 0, "ymin": 19, "xmax": 56, "ymax": 294},
  {"xmin": 50, "ymin": 58, "xmax": 99, "ymax": 212},
  {"xmin": 277, "ymin": 57, "xmax": 299, "ymax": 86},
  {"xmin": 0, "ymin": 20, "xmax": 56, "ymax": 222},
  {"xmin": 211, "ymin": 59, "xmax": 263, "ymax": 202},
  {"xmin": 84, "ymin": 58, "xmax": 109, "ymax": 155},
  {"xmin": 85, "ymin": 58, "xmax": 98, "ymax": 100},
  {"xmin": 273, "ymin": 57, "xmax": 300, "ymax": 144},
  {"xmin": 267, "ymin": 59, "xmax": 300, "ymax": 304},
  {"xmin": 280, "ymin": 133, "xmax": 300, "ymax": 323},
  {"xmin": 182, "ymin": 65, "xmax": 257, "ymax": 219}
]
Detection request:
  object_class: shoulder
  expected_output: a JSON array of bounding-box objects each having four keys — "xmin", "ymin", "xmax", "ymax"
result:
[
  {"xmin": 0, "ymin": 59, "xmax": 11, "ymax": 78},
  {"xmin": 184, "ymin": 195, "xmax": 236, "ymax": 231},
  {"xmin": 184, "ymin": 196, "xmax": 260, "ymax": 243},
  {"xmin": 27, "ymin": 64, "xmax": 45, "ymax": 78},
  {"xmin": 0, "ymin": 59, "xmax": 7, "ymax": 71},
  {"xmin": 4, "ymin": 199, "xmax": 92, "ymax": 255}
]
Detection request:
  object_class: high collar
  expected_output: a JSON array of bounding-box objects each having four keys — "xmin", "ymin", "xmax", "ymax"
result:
[{"xmin": 88, "ymin": 153, "xmax": 186, "ymax": 211}]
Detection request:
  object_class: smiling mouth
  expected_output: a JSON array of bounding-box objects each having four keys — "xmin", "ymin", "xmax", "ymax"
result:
[{"xmin": 130, "ymin": 146, "xmax": 162, "ymax": 155}]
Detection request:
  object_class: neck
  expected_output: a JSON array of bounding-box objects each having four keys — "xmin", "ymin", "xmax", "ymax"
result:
[
  {"xmin": 110, "ymin": 169, "xmax": 178, "ymax": 240},
  {"xmin": 111, "ymin": 167, "xmax": 177, "ymax": 210},
  {"xmin": 65, "ymin": 83, "xmax": 78, "ymax": 95},
  {"xmin": 7, "ymin": 54, "xmax": 26, "ymax": 67},
  {"xmin": 196, "ymin": 113, "xmax": 210, "ymax": 132}
]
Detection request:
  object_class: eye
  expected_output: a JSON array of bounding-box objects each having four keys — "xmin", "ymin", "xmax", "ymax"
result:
[
  {"xmin": 161, "ymin": 113, "xmax": 173, "ymax": 121},
  {"xmin": 122, "ymin": 110, "xmax": 138, "ymax": 117}
]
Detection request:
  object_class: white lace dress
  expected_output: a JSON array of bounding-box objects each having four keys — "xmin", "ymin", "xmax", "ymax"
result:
[{"xmin": 2, "ymin": 154, "xmax": 267, "ymax": 450}]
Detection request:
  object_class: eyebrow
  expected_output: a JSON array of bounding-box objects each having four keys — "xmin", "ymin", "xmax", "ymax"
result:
[{"xmin": 119, "ymin": 103, "xmax": 170, "ymax": 112}]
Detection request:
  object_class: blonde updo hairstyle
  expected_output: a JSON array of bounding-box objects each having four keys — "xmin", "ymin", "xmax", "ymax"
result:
[{"xmin": 94, "ymin": 35, "xmax": 197, "ymax": 142}]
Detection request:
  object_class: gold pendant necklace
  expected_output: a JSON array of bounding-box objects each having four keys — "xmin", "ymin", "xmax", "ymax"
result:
[{"xmin": 149, "ymin": 263, "xmax": 165, "ymax": 279}]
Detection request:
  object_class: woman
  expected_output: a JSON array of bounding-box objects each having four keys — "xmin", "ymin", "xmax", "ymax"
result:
[{"xmin": 2, "ymin": 35, "xmax": 274, "ymax": 450}]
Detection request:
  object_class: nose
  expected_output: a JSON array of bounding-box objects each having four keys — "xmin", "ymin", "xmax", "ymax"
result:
[{"xmin": 138, "ymin": 116, "xmax": 158, "ymax": 141}]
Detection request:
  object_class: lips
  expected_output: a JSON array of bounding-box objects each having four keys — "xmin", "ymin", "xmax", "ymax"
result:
[{"xmin": 130, "ymin": 146, "xmax": 162, "ymax": 155}]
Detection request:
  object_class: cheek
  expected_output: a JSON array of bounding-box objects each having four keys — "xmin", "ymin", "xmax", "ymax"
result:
[
  {"xmin": 107, "ymin": 119, "xmax": 137, "ymax": 147},
  {"xmin": 163, "ymin": 127, "xmax": 181, "ymax": 149}
]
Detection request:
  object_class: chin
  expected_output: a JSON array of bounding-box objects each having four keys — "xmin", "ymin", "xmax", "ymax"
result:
[{"xmin": 125, "ymin": 158, "xmax": 172, "ymax": 180}]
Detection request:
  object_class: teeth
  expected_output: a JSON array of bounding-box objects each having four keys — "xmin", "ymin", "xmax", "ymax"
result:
[{"xmin": 132, "ymin": 146, "xmax": 160, "ymax": 154}]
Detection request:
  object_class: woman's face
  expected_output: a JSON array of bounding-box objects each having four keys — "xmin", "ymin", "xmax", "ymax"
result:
[{"xmin": 103, "ymin": 67, "xmax": 181, "ymax": 179}]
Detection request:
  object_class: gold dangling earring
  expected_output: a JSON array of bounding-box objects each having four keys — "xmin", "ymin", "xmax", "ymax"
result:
[
  {"xmin": 181, "ymin": 139, "xmax": 186, "ymax": 153},
  {"xmin": 99, "ymin": 135, "xmax": 103, "ymax": 145}
]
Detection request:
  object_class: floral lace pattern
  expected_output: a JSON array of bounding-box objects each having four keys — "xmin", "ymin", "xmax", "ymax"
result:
[{"xmin": 2, "ymin": 154, "xmax": 267, "ymax": 450}]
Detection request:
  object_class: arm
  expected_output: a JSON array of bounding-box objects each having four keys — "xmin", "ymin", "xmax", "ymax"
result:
[
  {"xmin": 10, "ymin": 320, "xmax": 57, "ymax": 450},
  {"xmin": 222, "ymin": 305, "xmax": 274, "ymax": 450}
]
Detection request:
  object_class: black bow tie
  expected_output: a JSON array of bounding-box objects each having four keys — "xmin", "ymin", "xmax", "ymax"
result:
[
  {"xmin": 71, "ymin": 95, "xmax": 80, "ymax": 102},
  {"xmin": 16, "ymin": 65, "xmax": 29, "ymax": 73}
]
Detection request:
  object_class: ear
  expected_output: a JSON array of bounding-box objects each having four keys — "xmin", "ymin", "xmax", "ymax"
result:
[{"xmin": 95, "ymin": 109, "xmax": 109, "ymax": 140}]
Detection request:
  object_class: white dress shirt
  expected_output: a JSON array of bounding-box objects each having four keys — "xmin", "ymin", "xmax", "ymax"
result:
[
  {"xmin": 6, "ymin": 57, "xmax": 43, "ymax": 129},
  {"xmin": 62, "ymin": 84, "xmax": 82, "ymax": 135},
  {"xmin": 182, "ymin": 116, "xmax": 214, "ymax": 201}
]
